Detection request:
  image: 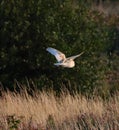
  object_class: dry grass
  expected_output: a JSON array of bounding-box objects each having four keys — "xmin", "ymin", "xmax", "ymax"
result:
[
  {"xmin": 0, "ymin": 88, "xmax": 119, "ymax": 130},
  {"xmin": 91, "ymin": 1, "xmax": 119, "ymax": 16}
]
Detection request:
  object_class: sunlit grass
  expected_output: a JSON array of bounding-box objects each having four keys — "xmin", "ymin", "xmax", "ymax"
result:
[{"xmin": 0, "ymin": 87, "xmax": 119, "ymax": 129}]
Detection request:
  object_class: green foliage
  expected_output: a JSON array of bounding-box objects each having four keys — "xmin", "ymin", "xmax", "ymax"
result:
[
  {"xmin": 46, "ymin": 114, "xmax": 56, "ymax": 129},
  {"xmin": 0, "ymin": 0, "xmax": 117, "ymax": 95},
  {"xmin": 7, "ymin": 115, "xmax": 21, "ymax": 130}
]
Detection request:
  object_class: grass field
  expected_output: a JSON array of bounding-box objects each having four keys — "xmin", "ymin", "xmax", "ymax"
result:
[{"xmin": 0, "ymin": 88, "xmax": 119, "ymax": 130}]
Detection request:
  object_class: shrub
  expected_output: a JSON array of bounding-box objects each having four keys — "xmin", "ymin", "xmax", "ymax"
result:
[{"xmin": 0, "ymin": 0, "xmax": 116, "ymax": 95}]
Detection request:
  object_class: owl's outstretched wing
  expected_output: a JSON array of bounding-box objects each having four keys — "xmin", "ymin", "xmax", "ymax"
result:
[
  {"xmin": 67, "ymin": 52, "xmax": 84, "ymax": 60},
  {"xmin": 46, "ymin": 47, "xmax": 66, "ymax": 62}
]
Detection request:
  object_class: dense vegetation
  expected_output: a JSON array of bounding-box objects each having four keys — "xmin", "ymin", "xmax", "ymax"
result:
[
  {"xmin": 1, "ymin": 88, "xmax": 119, "ymax": 130},
  {"xmin": 0, "ymin": 1, "xmax": 119, "ymax": 129},
  {"xmin": 0, "ymin": 0, "xmax": 118, "ymax": 96}
]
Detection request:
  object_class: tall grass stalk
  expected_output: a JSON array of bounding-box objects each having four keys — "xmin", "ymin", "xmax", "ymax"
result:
[{"xmin": 0, "ymin": 88, "xmax": 119, "ymax": 129}]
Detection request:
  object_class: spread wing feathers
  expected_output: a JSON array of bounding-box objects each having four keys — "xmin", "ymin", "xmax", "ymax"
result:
[
  {"xmin": 67, "ymin": 51, "xmax": 84, "ymax": 60},
  {"xmin": 46, "ymin": 47, "xmax": 66, "ymax": 62}
]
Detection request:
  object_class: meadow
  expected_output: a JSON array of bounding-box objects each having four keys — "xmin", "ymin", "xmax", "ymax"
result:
[
  {"xmin": 0, "ymin": 87, "xmax": 119, "ymax": 130},
  {"xmin": 0, "ymin": 1, "xmax": 119, "ymax": 130}
]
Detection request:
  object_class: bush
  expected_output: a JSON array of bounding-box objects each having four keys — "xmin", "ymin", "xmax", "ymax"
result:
[{"xmin": 0, "ymin": 0, "xmax": 116, "ymax": 95}]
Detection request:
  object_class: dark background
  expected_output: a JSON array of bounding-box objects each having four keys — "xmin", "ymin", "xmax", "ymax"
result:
[{"xmin": 0, "ymin": 0, "xmax": 119, "ymax": 97}]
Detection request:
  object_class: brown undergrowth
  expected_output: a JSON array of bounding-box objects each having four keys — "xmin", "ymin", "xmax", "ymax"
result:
[{"xmin": 0, "ymin": 87, "xmax": 119, "ymax": 130}]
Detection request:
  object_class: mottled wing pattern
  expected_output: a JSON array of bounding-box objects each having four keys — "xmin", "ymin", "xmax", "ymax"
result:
[{"xmin": 46, "ymin": 47, "xmax": 66, "ymax": 62}]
